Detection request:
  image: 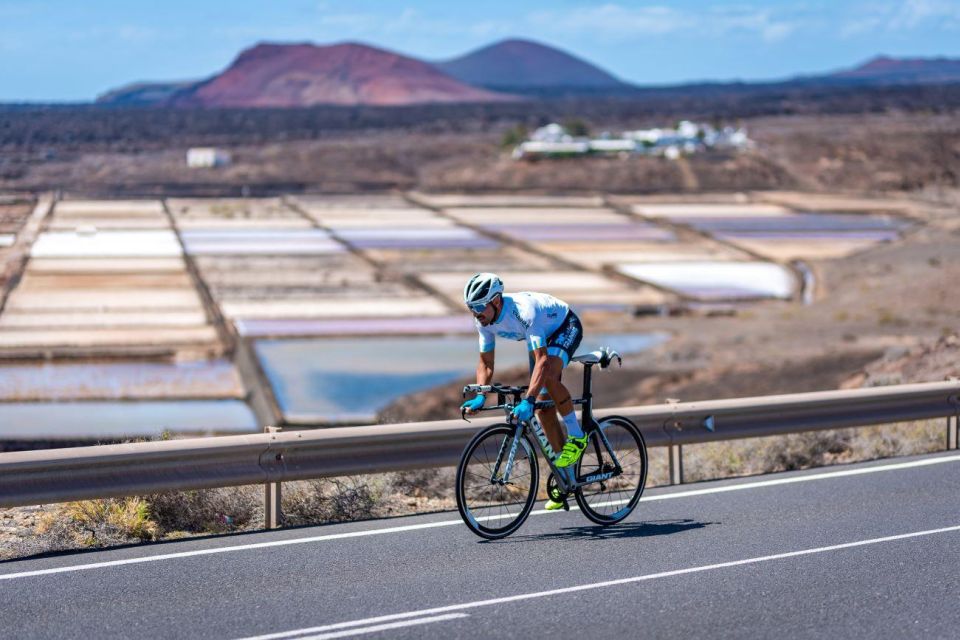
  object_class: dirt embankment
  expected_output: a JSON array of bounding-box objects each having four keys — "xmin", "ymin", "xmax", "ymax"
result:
[
  {"xmin": 847, "ymin": 333, "xmax": 960, "ymax": 388},
  {"xmin": 3, "ymin": 110, "xmax": 958, "ymax": 196}
]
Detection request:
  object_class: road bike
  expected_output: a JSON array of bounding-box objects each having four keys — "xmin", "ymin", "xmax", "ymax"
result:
[{"xmin": 455, "ymin": 347, "xmax": 648, "ymax": 540}]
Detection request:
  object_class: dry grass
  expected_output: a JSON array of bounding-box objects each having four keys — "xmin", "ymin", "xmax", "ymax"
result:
[
  {"xmin": 8, "ymin": 497, "xmax": 159, "ymax": 558},
  {"xmin": 282, "ymin": 477, "xmax": 384, "ymax": 526},
  {"xmin": 147, "ymin": 487, "xmax": 262, "ymax": 534},
  {"xmin": 680, "ymin": 419, "xmax": 946, "ymax": 483}
]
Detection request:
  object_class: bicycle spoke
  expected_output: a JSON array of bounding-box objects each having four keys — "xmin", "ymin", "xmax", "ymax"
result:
[
  {"xmin": 457, "ymin": 425, "xmax": 538, "ymax": 538},
  {"xmin": 575, "ymin": 418, "xmax": 647, "ymax": 523}
]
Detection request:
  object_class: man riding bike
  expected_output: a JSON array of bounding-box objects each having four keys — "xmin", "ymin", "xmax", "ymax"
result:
[{"xmin": 459, "ymin": 273, "xmax": 585, "ymax": 510}]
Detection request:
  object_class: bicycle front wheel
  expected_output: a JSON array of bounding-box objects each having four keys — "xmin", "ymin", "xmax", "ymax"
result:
[
  {"xmin": 456, "ymin": 423, "xmax": 539, "ymax": 540},
  {"xmin": 574, "ymin": 416, "xmax": 647, "ymax": 525}
]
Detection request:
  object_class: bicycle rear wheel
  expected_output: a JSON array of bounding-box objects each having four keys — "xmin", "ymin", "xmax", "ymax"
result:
[
  {"xmin": 456, "ymin": 423, "xmax": 539, "ymax": 539},
  {"xmin": 574, "ymin": 416, "xmax": 647, "ymax": 525}
]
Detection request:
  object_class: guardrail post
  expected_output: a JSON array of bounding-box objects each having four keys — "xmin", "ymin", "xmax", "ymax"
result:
[
  {"xmin": 669, "ymin": 445, "xmax": 683, "ymax": 485},
  {"xmin": 264, "ymin": 426, "xmax": 283, "ymax": 529},
  {"xmin": 264, "ymin": 481, "xmax": 282, "ymax": 530},
  {"xmin": 948, "ymin": 415, "xmax": 958, "ymax": 451}
]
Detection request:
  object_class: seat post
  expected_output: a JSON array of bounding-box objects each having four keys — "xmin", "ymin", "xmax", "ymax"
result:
[{"xmin": 581, "ymin": 363, "xmax": 594, "ymax": 423}]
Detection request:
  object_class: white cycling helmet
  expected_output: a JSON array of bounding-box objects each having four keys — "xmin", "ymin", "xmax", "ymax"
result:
[{"xmin": 463, "ymin": 272, "xmax": 503, "ymax": 311}]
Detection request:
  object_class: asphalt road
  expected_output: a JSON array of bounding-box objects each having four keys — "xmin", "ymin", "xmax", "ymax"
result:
[{"xmin": 2, "ymin": 452, "xmax": 960, "ymax": 639}]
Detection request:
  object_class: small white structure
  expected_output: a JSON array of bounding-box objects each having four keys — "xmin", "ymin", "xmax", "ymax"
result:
[
  {"xmin": 530, "ymin": 123, "xmax": 571, "ymax": 143},
  {"xmin": 187, "ymin": 148, "xmax": 231, "ymax": 168},
  {"xmin": 514, "ymin": 120, "xmax": 753, "ymax": 160},
  {"xmin": 676, "ymin": 120, "xmax": 700, "ymax": 139},
  {"xmin": 588, "ymin": 139, "xmax": 637, "ymax": 153},
  {"xmin": 518, "ymin": 140, "xmax": 590, "ymax": 155}
]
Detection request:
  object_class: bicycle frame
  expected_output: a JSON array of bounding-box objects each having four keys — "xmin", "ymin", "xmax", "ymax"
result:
[{"xmin": 467, "ymin": 360, "xmax": 626, "ymax": 495}]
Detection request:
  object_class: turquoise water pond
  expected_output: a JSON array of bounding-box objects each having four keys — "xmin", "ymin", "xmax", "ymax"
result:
[{"xmin": 255, "ymin": 333, "xmax": 666, "ymax": 425}]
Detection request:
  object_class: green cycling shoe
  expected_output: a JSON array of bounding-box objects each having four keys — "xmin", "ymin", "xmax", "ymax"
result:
[
  {"xmin": 545, "ymin": 479, "xmax": 568, "ymax": 511},
  {"xmin": 544, "ymin": 498, "xmax": 565, "ymax": 511},
  {"xmin": 555, "ymin": 434, "xmax": 588, "ymax": 468}
]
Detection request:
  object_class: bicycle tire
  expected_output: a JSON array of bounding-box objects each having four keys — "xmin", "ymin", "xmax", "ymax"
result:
[
  {"xmin": 574, "ymin": 416, "xmax": 647, "ymax": 525},
  {"xmin": 456, "ymin": 423, "xmax": 540, "ymax": 539}
]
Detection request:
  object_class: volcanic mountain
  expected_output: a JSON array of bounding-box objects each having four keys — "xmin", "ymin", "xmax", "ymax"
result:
[
  {"xmin": 133, "ymin": 42, "xmax": 515, "ymax": 107},
  {"xmin": 434, "ymin": 38, "xmax": 631, "ymax": 95},
  {"xmin": 830, "ymin": 55, "xmax": 960, "ymax": 84},
  {"xmin": 97, "ymin": 42, "xmax": 960, "ymax": 108}
]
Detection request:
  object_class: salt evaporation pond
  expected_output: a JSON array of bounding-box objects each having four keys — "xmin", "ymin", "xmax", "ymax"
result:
[
  {"xmin": 255, "ymin": 333, "xmax": 666, "ymax": 425},
  {"xmin": 0, "ymin": 360, "xmax": 244, "ymax": 401},
  {"xmin": 0, "ymin": 400, "xmax": 257, "ymax": 441},
  {"xmin": 618, "ymin": 262, "xmax": 795, "ymax": 300}
]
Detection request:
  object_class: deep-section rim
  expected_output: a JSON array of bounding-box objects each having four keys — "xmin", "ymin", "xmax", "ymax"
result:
[
  {"xmin": 456, "ymin": 423, "xmax": 540, "ymax": 540},
  {"xmin": 574, "ymin": 416, "xmax": 647, "ymax": 525}
]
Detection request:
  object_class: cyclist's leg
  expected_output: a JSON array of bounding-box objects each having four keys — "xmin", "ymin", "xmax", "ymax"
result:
[
  {"xmin": 542, "ymin": 358, "xmax": 579, "ymax": 438},
  {"xmin": 535, "ymin": 355, "xmax": 568, "ymax": 452},
  {"xmin": 544, "ymin": 312, "xmax": 586, "ymax": 467},
  {"xmin": 529, "ymin": 350, "xmax": 565, "ymax": 452}
]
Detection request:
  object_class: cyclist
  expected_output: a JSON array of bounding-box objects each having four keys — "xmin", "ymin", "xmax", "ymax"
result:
[{"xmin": 460, "ymin": 273, "xmax": 585, "ymax": 508}]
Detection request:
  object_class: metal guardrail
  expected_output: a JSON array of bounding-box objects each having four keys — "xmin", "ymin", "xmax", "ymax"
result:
[{"xmin": 1, "ymin": 381, "xmax": 958, "ymax": 528}]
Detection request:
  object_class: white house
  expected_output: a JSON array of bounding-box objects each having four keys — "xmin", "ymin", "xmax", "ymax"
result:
[{"xmin": 187, "ymin": 148, "xmax": 231, "ymax": 168}]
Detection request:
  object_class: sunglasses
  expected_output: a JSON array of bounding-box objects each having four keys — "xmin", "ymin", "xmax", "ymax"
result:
[{"xmin": 468, "ymin": 301, "xmax": 488, "ymax": 314}]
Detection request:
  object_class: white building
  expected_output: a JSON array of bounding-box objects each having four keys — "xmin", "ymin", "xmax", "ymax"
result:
[
  {"xmin": 588, "ymin": 139, "xmax": 637, "ymax": 153},
  {"xmin": 187, "ymin": 148, "xmax": 231, "ymax": 168},
  {"xmin": 513, "ymin": 140, "xmax": 590, "ymax": 159},
  {"xmin": 530, "ymin": 123, "xmax": 568, "ymax": 143},
  {"xmin": 514, "ymin": 120, "xmax": 752, "ymax": 160}
]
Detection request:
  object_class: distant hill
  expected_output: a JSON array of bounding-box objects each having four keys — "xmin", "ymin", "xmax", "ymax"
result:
[
  {"xmin": 434, "ymin": 38, "xmax": 631, "ymax": 95},
  {"xmin": 172, "ymin": 42, "xmax": 516, "ymax": 107},
  {"xmin": 98, "ymin": 42, "xmax": 514, "ymax": 108},
  {"xmin": 830, "ymin": 55, "xmax": 960, "ymax": 84},
  {"xmin": 96, "ymin": 81, "xmax": 197, "ymax": 106},
  {"xmin": 95, "ymin": 43, "xmax": 960, "ymax": 109}
]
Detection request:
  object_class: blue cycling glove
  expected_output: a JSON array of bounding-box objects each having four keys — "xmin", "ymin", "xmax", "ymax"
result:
[
  {"xmin": 461, "ymin": 394, "xmax": 486, "ymax": 413},
  {"xmin": 512, "ymin": 398, "xmax": 535, "ymax": 422}
]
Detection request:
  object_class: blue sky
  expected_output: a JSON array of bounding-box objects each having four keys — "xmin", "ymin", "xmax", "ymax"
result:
[{"xmin": 2, "ymin": 0, "xmax": 959, "ymax": 101}]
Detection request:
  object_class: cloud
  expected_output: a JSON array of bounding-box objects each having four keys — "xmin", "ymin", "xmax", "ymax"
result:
[
  {"xmin": 710, "ymin": 8, "xmax": 797, "ymax": 42},
  {"xmin": 116, "ymin": 25, "xmax": 159, "ymax": 43},
  {"xmin": 888, "ymin": 0, "xmax": 960, "ymax": 28},
  {"xmin": 527, "ymin": 4, "xmax": 798, "ymax": 42},
  {"xmin": 64, "ymin": 24, "xmax": 160, "ymax": 45},
  {"xmin": 208, "ymin": 4, "xmax": 801, "ymax": 52},
  {"xmin": 841, "ymin": 0, "xmax": 960, "ymax": 36},
  {"xmin": 529, "ymin": 4, "xmax": 685, "ymax": 37}
]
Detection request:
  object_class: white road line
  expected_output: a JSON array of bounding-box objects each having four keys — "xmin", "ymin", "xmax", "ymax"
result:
[
  {"xmin": 1, "ymin": 453, "xmax": 958, "ymax": 582},
  {"xmin": 643, "ymin": 453, "xmax": 960, "ymax": 501},
  {"xmin": 237, "ymin": 524, "xmax": 960, "ymax": 640},
  {"xmin": 0, "ymin": 520, "xmax": 463, "ymax": 581},
  {"xmin": 288, "ymin": 614, "xmax": 468, "ymax": 640}
]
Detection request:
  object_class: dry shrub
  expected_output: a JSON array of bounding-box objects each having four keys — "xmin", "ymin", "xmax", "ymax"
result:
[
  {"xmin": 679, "ymin": 420, "xmax": 947, "ymax": 484},
  {"xmin": 387, "ymin": 468, "xmax": 456, "ymax": 500},
  {"xmin": 282, "ymin": 477, "xmax": 383, "ymax": 526},
  {"xmin": 646, "ymin": 448, "xmax": 671, "ymax": 487},
  {"xmin": 849, "ymin": 420, "xmax": 945, "ymax": 458},
  {"xmin": 10, "ymin": 497, "xmax": 159, "ymax": 557},
  {"xmin": 762, "ymin": 431, "xmax": 853, "ymax": 472},
  {"xmin": 147, "ymin": 486, "xmax": 261, "ymax": 534}
]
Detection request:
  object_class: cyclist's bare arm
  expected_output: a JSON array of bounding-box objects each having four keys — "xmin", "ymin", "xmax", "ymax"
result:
[
  {"xmin": 465, "ymin": 351, "xmax": 495, "ymax": 415},
  {"xmin": 527, "ymin": 346, "xmax": 549, "ymax": 400},
  {"xmin": 476, "ymin": 350, "xmax": 495, "ymax": 385}
]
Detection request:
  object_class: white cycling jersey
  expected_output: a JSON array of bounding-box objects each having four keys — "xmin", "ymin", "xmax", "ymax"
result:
[{"xmin": 476, "ymin": 291, "xmax": 569, "ymax": 353}]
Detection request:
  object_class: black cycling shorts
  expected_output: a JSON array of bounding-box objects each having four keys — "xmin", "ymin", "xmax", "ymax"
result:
[{"xmin": 527, "ymin": 310, "xmax": 583, "ymax": 372}]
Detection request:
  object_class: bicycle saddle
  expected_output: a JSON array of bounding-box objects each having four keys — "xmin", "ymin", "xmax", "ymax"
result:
[{"xmin": 571, "ymin": 346, "xmax": 622, "ymax": 369}]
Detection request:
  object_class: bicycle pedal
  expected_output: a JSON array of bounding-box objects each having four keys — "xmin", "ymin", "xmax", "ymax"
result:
[{"xmin": 562, "ymin": 498, "xmax": 570, "ymax": 512}]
